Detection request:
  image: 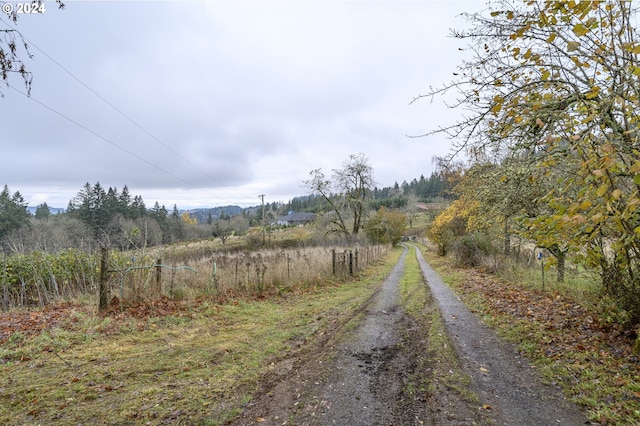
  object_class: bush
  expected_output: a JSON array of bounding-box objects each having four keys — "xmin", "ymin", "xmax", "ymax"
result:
[
  {"xmin": 426, "ymin": 200, "xmax": 473, "ymax": 256},
  {"xmin": 451, "ymin": 233, "xmax": 494, "ymax": 268},
  {"xmin": 364, "ymin": 207, "xmax": 407, "ymax": 245}
]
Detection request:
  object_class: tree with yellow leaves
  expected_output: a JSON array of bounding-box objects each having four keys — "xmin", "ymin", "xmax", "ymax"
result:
[{"xmin": 420, "ymin": 1, "xmax": 640, "ymax": 323}]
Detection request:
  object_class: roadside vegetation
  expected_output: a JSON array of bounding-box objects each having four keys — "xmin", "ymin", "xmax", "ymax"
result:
[
  {"xmin": 424, "ymin": 244, "xmax": 640, "ymax": 425},
  {"xmin": 0, "ymin": 248, "xmax": 403, "ymax": 425}
]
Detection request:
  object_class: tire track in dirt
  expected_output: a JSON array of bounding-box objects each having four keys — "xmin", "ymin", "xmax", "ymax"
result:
[
  {"xmin": 229, "ymin": 246, "xmax": 488, "ymax": 425},
  {"xmin": 414, "ymin": 245, "xmax": 589, "ymax": 425},
  {"xmin": 312, "ymin": 246, "xmax": 408, "ymax": 425},
  {"xmin": 233, "ymin": 244, "xmax": 590, "ymax": 425}
]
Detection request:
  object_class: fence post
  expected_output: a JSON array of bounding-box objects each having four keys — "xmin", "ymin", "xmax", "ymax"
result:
[
  {"xmin": 332, "ymin": 249, "xmax": 336, "ymax": 275},
  {"xmin": 348, "ymin": 250, "xmax": 353, "ymax": 276},
  {"xmin": 355, "ymin": 248, "xmax": 359, "ymax": 271},
  {"xmin": 235, "ymin": 257, "xmax": 239, "ymax": 288},
  {"xmin": 155, "ymin": 258, "xmax": 162, "ymax": 296},
  {"xmin": 98, "ymin": 247, "xmax": 109, "ymax": 311},
  {"xmin": 212, "ymin": 261, "xmax": 218, "ymax": 292}
]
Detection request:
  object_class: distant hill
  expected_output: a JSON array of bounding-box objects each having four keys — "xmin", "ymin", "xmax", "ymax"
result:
[
  {"xmin": 187, "ymin": 205, "xmax": 243, "ymax": 223},
  {"xmin": 27, "ymin": 206, "xmax": 65, "ymax": 215}
]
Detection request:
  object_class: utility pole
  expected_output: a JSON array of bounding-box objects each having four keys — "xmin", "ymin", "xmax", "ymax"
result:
[{"xmin": 259, "ymin": 194, "xmax": 265, "ymax": 244}]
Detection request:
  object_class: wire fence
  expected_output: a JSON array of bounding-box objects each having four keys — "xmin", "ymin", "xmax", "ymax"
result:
[{"xmin": 1, "ymin": 244, "xmax": 391, "ymax": 311}]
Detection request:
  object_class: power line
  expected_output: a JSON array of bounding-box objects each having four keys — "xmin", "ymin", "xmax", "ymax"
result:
[
  {"xmin": 0, "ymin": 16, "xmax": 223, "ymax": 188},
  {"xmin": 0, "ymin": 16, "xmax": 247, "ymax": 207},
  {"xmin": 7, "ymin": 83, "xmax": 217, "ymax": 199}
]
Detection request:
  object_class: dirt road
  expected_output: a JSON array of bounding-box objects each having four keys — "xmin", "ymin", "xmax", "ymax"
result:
[{"xmin": 229, "ymin": 245, "xmax": 588, "ymax": 425}]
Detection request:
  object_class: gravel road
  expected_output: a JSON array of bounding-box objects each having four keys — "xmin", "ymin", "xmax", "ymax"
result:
[
  {"xmin": 414, "ymin": 245, "xmax": 588, "ymax": 425},
  {"xmin": 229, "ymin": 245, "xmax": 589, "ymax": 425}
]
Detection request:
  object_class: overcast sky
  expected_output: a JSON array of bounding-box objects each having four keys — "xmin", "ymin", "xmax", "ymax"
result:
[{"xmin": 1, "ymin": 0, "xmax": 479, "ymax": 209}]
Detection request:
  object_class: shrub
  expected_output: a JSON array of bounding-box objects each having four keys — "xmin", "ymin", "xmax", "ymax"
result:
[
  {"xmin": 451, "ymin": 233, "xmax": 495, "ymax": 268},
  {"xmin": 426, "ymin": 200, "xmax": 472, "ymax": 256},
  {"xmin": 364, "ymin": 207, "xmax": 407, "ymax": 245}
]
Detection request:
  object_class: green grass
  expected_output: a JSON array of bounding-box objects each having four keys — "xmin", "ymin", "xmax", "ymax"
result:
[
  {"xmin": 398, "ymin": 245, "xmax": 477, "ymax": 404},
  {"xmin": 0, "ymin": 248, "xmax": 402, "ymax": 426}
]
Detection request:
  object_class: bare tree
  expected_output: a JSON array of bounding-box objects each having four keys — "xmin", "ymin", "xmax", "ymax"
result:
[{"xmin": 305, "ymin": 153, "xmax": 375, "ymax": 236}]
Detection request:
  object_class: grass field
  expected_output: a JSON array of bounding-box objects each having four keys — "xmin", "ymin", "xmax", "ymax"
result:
[{"xmin": 0, "ymin": 248, "xmax": 402, "ymax": 425}]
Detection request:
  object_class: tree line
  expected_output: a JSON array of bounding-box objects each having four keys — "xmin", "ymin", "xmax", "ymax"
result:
[
  {"xmin": 1, "ymin": 166, "xmax": 447, "ymax": 254},
  {"xmin": 0, "ymin": 182, "xmax": 256, "ymax": 253}
]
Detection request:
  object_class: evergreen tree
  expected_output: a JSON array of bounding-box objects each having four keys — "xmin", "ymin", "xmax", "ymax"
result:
[
  {"xmin": 0, "ymin": 185, "xmax": 30, "ymax": 239},
  {"xmin": 119, "ymin": 185, "xmax": 132, "ymax": 218},
  {"xmin": 131, "ymin": 195, "xmax": 146, "ymax": 218},
  {"xmin": 34, "ymin": 202, "xmax": 51, "ymax": 221}
]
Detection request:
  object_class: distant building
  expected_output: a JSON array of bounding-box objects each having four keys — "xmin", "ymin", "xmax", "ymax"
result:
[{"xmin": 276, "ymin": 211, "xmax": 316, "ymax": 226}]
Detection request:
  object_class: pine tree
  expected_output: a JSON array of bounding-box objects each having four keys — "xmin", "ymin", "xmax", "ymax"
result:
[{"xmin": 0, "ymin": 185, "xmax": 31, "ymax": 239}]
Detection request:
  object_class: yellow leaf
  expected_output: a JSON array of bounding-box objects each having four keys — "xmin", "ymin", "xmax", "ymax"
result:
[
  {"xmin": 580, "ymin": 200, "xmax": 592, "ymax": 210},
  {"xmin": 546, "ymin": 33, "xmax": 557, "ymax": 43},
  {"xmin": 567, "ymin": 41, "xmax": 580, "ymax": 52},
  {"xmin": 541, "ymin": 70, "xmax": 550, "ymax": 80},
  {"xmin": 596, "ymin": 184, "xmax": 608, "ymax": 197},
  {"xmin": 612, "ymin": 189, "xmax": 622, "ymax": 200},
  {"xmin": 492, "ymin": 104, "xmax": 502, "ymax": 113},
  {"xmin": 573, "ymin": 23, "xmax": 588, "ymax": 36},
  {"xmin": 585, "ymin": 86, "xmax": 600, "ymax": 99},
  {"xmin": 629, "ymin": 161, "xmax": 640, "ymax": 173}
]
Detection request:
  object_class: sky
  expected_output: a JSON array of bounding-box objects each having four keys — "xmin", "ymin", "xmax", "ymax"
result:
[{"xmin": 1, "ymin": 0, "xmax": 480, "ymax": 210}]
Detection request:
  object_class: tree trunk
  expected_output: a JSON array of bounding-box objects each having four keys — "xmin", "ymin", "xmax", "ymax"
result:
[
  {"xmin": 547, "ymin": 244, "xmax": 566, "ymax": 283},
  {"xmin": 556, "ymin": 251, "xmax": 565, "ymax": 283},
  {"xmin": 504, "ymin": 218, "xmax": 511, "ymax": 256}
]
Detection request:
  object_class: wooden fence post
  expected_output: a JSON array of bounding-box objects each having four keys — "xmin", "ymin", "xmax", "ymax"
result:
[
  {"xmin": 355, "ymin": 248, "xmax": 359, "ymax": 271},
  {"xmin": 155, "ymin": 258, "xmax": 162, "ymax": 296},
  {"xmin": 332, "ymin": 249, "xmax": 336, "ymax": 275},
  {"xmin": 98, "ymin": 247, "xmax": 109, "ymax": 311},
  {"xmin": 348, "ymin": 250, "xmax": 353, "ymax": 276}
]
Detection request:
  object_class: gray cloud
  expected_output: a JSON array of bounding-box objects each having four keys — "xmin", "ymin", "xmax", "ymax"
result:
[{"xmin": 1, "ymin": 1, "xmax": 477, "ymax": 208}]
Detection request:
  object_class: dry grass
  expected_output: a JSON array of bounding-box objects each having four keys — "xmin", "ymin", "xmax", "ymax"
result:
[{"xmin": 112, "ymin": 244, "xmax": 390, "ymax": 305}]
